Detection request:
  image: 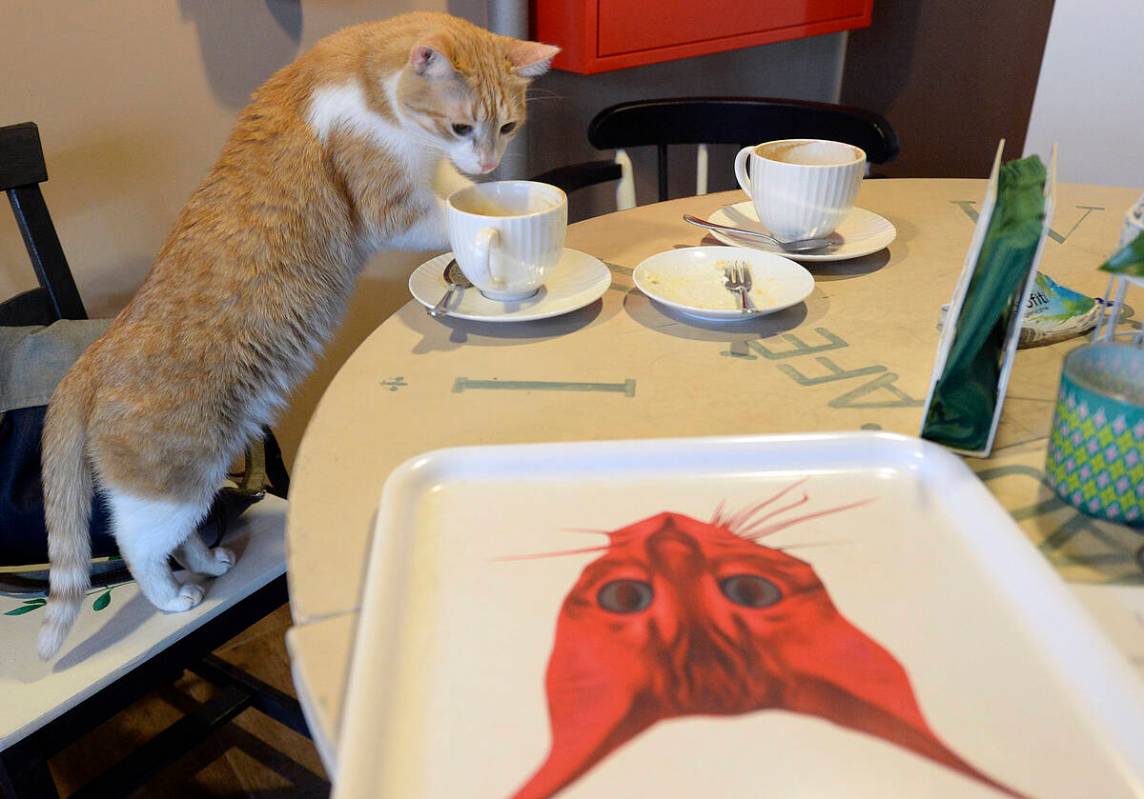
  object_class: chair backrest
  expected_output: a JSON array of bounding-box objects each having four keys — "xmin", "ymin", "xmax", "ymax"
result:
[
  {"xmin": 0, "ymin": 121, "xmax": 87, "ymax": 326},
  {"xmin": 587, "ymin": 96, "xmax": 900, "ymax": 205}
]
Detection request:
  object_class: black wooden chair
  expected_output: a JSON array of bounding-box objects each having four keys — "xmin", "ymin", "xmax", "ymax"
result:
[
  {"xmin": 0, "ymin": 123, "xmax": 87, "ymax": 325},
  {"xmin": 0, "ymin": 121, "xmax": 317, "ymax": 798},
  {"xmin": 531, "ymin": 96, "xmax": 900, "ymax": 207}
]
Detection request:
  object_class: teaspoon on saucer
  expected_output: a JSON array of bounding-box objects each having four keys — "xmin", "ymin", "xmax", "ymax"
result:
[
  {"xmin": 683, "ymin": 214, "xmax": 836, "ymax": 253},
  {"xmin": 427, "ymin": 259, "xmax": 472, "ymax": 318}
]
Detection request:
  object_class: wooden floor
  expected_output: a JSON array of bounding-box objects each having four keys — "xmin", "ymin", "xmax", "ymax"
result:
[{"xmin": 47, "ymin": 606, "xmax": 330, "ymax": 797}]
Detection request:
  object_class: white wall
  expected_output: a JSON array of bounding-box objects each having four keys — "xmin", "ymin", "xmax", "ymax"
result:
[{"xmin": 1023, "ymin": 0, "xmax": 1144, "ymax": 187}]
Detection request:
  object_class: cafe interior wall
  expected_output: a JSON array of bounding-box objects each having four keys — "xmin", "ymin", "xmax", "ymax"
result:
[
  {"xmin": 0, "ymin": 0, "xmax": 844, "ymax": 465},
  {"xmin": 1023, "ymin": 0, "xmax": 1144, "ymax": 188},
  {"xmin": 840, "ymin": 0, "xmax": 1057, "ymax": 178}
]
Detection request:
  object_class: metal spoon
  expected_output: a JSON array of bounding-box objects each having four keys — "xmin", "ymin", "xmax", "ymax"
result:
[
  {"xmin": 427, "ymin": 259, "xmax": 472, "ymax": 318},
  {"xmin": 682, "ymin": 214, "xmax": 836, "ymax": 253}
]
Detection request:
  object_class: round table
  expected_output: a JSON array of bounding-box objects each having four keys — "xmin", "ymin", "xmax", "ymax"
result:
[{"xmin": 283, "ymin": 179, "xmax": 1144, "ymax": 766}]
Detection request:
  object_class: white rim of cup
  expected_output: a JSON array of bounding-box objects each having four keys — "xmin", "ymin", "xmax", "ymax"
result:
[
  {"xmin": 447, "ymin": 180, "xmax": 567, "ymax": 219},
  {"xmin": 754, "ymin": 139, "xmax": 866, "ymax": 168}
]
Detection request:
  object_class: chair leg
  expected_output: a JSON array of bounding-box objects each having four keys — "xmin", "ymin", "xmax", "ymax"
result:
[
  {"xmin": 0, "ymin": 747, "xmax": 59, "ymax": 799},
  {"xmin": 0, "ymin": 581, "xmax": 294, "ymax": 797},
  {"xmin": 656, "ymin": 143, "xmax": 669, "ymax": 202},
  {"xmin": 696, "ymin": 143, "xmax": 709, "ymax": 196},
  {"xmin": 67, "ymin": 683, "xmax": 252, "ymax": 799},
  {"xmin": 189, "ymin": 655, "xmax": 312, "ymax": 739},
  {"xmin": 614, "ymin": 150, "xmax": 636, "ymax": 210}
]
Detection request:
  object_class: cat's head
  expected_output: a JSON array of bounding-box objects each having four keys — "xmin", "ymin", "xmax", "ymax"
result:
[
  {"xmin": 550, "ymin": 511, "xmax": 825, "ymax": 715},
  {"xmin": 396, "ymin": 27, "xmax": 558, "ymax": 175},
  {"xmin": 511, "ymin": 497, "xmax": 1024, "ymax": 799}
]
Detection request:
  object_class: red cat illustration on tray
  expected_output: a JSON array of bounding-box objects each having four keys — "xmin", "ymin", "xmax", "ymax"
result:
[{"xmin": 509, "ymin": 479, "xmax": 1026, "ymax": 798}]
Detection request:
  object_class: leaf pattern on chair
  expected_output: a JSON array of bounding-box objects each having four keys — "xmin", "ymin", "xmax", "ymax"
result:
[
  {"xmin": 2, "ymin": 582, "xmax": 131, "ymax": 618},
  {"xmin": 3, "ymin": 598, "xmax": 46, "ymax": 616}
]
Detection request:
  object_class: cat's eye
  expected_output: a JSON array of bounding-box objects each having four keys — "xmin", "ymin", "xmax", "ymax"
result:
[
  {"xmin": 719, "ymin": 575, "xmax": 781, "ymax": 608},
  {"xmin": 500, "ymin": 121, "xmax": 517, "ymax": 135},
  {"xmin": 597, "ymin": 579, "xmax": 653, "ymax": 613},
  {"xmin": 451, "ymin": 123, "xmax": 473, "ymax": 136}
]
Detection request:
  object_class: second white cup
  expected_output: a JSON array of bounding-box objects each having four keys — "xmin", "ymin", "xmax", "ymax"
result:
[
  {"xmin": 447, "ymin": 181, "xmax": 568, "ymax": 301},
  {"xmin": 734, "ymin": 139, "xmax": 865, "ymax": 242}
]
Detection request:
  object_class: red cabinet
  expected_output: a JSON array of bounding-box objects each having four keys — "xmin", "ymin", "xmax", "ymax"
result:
[{"xmin": 534, "ymin": 0, "xmax": 873, "ymax": 74}]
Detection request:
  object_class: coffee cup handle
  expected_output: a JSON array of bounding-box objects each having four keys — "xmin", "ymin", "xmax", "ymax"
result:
[
  {"xmin": 734, "ymin": 146, "xmax": 755, "ymax": 200},
  {"xmin": 474, "ymin": 227, "xmax": 503, "ymax": 286}
]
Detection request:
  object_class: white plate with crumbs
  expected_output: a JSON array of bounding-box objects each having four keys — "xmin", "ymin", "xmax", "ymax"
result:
[{"xmin": 633, "ymin": 246, "xmax": 814, "ymax": 322}]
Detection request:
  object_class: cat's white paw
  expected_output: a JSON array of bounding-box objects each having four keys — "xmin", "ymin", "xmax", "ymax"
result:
[
  {"xmin": 161, "ymin": 583, "xmax": 205, "ymax": 613},
  {"xmin": 204, "ymin": 546, "xmax": 236, "ymax": 577}
]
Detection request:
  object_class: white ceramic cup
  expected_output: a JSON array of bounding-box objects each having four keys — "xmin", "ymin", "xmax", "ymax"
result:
[
  {"xmin": 733, "ymin": 139, "xmax": 866, "ymax": 241},
  {"xmin": 447, "ymin": 181, "xmax": 568, "ymax": 301}
]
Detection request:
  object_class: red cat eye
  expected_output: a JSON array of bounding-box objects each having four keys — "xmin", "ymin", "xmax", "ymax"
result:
[
  {"xmin": 719, "ymin": 574, "xmax": 781, "ymax": 608},
  {"xmin": 596, "ymin": 579, "xmax": 653, "ymax": 613}
]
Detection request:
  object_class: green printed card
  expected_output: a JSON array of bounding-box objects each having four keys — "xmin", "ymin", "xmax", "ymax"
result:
[{"xmin": 921, "ymin": 142, "xmax": 1057, "ymax": 457}]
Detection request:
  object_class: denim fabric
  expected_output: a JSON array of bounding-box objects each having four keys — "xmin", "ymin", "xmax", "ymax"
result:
[{"xmin": 0, "ymin": 319, "xmax": 109, "ymax": 413}]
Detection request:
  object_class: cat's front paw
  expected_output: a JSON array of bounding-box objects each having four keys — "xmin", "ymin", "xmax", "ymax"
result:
[
  {"xmin": 161, "ymin": 583, "xmax": 205, "ymax": 613},
  {"xmin": 203, "ymin": 547, "xmax": 236, "ymax": 577},
  {"xmin": 378, "ymin": 199, "xmax": 451, "ymax": 251}
]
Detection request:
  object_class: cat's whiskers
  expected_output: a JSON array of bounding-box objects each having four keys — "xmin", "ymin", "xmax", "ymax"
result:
[
  {"xmin": 501, "ymin": 524, "xmax": 655, "ymax": 561},
  {"xmin": 710, "ymin": 500, "xmax": 727, "ymax": 527},
  {"xmin": 501, "ymin": 489, "xmax": 874, "ymax": 562},
  {"xmin": 742, "ymin": 498, "xmax": 877, "ymax": 541},
  {"xmin": 525, "ymin": 88, "xmax": 564, "ymax": 102},
  {"xmin": 493, "ymin": 543, "xmax": 613, "ymax": 562},
  {"xmin": 774, "ymin": 540, "xmax": 852, "ymax": 551},
  {"xmin": 733, "ymin": 493, "xmax": 810, "ymax": 538},
  {"xmin": 724, "ymin": 476, "xmax": 811, "ymax": 533}
]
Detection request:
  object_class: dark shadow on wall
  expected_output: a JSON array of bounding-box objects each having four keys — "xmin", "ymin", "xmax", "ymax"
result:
[
  {"xmin": 447, "ymin": 0, "xmax": 487, "ymax": 28},
  {"xmin": 838, "ymin": 2, "xmax": 921, "ymax": 128},
  {"xmin": 178, "ymin": 0, "xmax": 304, "ymax": 109},
  {"xmin": 841, "ymin": 1, "xmax": 1055, "ymax": 178}
]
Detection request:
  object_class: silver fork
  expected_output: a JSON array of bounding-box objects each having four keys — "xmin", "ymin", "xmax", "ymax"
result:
[
  {"xmin": 723, "ymin": 262, "xmax": 752, "ymax": 312},
  {"xmin": 737, "ymin": 261, "xmax": 753, "ymax": 308}
]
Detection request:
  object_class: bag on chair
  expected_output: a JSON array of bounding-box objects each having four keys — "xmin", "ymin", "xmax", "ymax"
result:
[{"xmin": 0, "ymin": 320, "xmax": 286, "ymax": 590}]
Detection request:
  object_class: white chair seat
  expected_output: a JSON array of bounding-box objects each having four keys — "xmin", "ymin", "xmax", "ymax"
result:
[{"xmin": 0, "ymin": 495, "xmax": 287, "ymax": 751}]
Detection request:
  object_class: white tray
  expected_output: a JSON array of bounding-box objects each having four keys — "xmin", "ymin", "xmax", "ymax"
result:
[{"xmin": 335, "ymin": 433, "xmax": 1144, "ymax": 799}]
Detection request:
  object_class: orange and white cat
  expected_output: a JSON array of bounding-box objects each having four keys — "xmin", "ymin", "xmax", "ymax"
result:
[{"xmin": 37, "ymin": 12, "xmax": 558, "ymax": 659}]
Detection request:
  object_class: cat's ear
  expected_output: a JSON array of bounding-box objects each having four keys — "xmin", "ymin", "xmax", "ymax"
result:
[
  {"xmin": 504, "ymin": 39, "xmax": 561, "ymax": 78},
  {"xmin": 409, "ymin": 34, "xmax": 457, "ymax": 78}
]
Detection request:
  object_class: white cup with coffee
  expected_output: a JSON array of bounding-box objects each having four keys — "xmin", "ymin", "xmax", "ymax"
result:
[
  {"xmin": 447, "ymin": 181, "xmax": 567, "ymax": 301},
  {"xmin": 733, "ymin": 139, "xmax": 865, "ymax": 242}
]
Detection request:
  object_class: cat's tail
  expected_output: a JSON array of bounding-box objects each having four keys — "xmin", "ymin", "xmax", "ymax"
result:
[{"xmin": 37, "ymin": 374, "xmax": 94, "ymax": 661}]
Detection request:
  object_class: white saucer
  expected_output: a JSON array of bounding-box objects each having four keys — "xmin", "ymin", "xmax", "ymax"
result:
[
  {"xmin": 707, "ymin": 201, "xmax": 896, "ymax": 262},
  {"xmin": 409, "ymin": 248, "xmax": 611, "ymax": 322},
  {"xmin": 633, "ymin": 246, "xmax": 814, "ymax": 322}
]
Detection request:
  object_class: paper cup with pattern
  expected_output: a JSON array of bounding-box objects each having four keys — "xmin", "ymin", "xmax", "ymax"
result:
[{"xmin": 1046, "ymin": 342, "xmax": 1144, "ymax": 526}]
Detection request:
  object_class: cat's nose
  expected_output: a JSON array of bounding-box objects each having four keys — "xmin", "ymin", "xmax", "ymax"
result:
[
  {"xmin": 645, "ymin": 525, "xmax": 703, "ymax": 576},
  {"xmin": 479, "ymin": 160, "xmax": 498, "ymax": 173}
]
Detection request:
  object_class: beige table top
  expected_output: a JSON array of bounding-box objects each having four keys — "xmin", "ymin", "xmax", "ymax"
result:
[{"xmin": 284, "ymin": 178, "xmax": 1144, "ymax": 765}]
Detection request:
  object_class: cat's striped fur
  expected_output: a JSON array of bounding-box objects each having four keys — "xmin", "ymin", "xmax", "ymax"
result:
[{"xmin": 38, "ymin": 12, "xmax": 557, "ymax": 659}]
